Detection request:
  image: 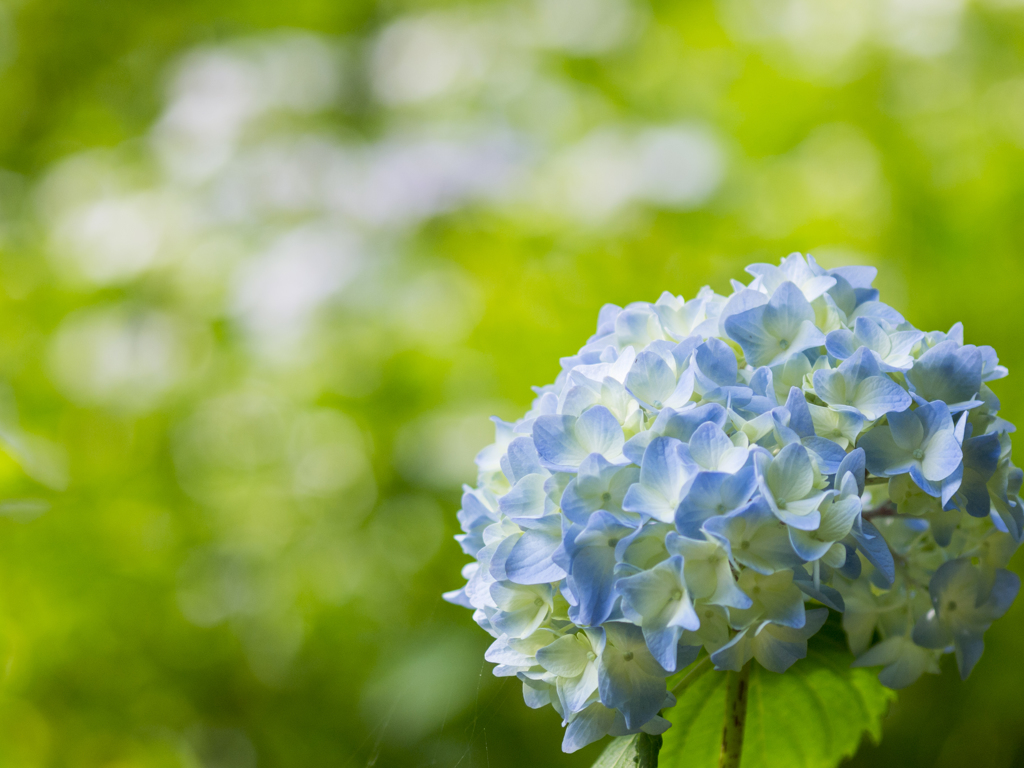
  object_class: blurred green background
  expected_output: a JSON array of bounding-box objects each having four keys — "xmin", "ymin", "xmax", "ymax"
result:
[{"xmin": 0, "ymin": 0, "xmax": 1021, "ymax": 766}]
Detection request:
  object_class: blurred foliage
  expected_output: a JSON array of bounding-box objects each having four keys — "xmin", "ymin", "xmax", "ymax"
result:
[{"xmin": 0, "ymin": 0, "xmax": 1020, "ymax": 767}]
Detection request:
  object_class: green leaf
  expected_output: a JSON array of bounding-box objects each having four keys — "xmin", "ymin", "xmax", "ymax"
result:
[
  {"xmin": 658, "ymin": 614, "xmax": 897, "ymax": 768},
  {"xmin": 593, "ymin": 733, "xmax": 663, "ymax": 767}
]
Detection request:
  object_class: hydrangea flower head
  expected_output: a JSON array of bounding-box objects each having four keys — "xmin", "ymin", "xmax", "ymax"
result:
[{"xmin": 445, "ymin": 253, "xmax": 1021, "ymax": 753}]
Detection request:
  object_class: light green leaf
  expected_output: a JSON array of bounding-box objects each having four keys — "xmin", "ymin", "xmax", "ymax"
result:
[
  {"xmin": 659, "ymin": 615, "xmax": 896, "ymax": 768},
  {"xmin": 593, "ymin": 733, "xmax": 663, "ymax": 767}
]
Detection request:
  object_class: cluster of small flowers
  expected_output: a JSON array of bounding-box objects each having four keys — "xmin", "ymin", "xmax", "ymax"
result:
[{"xmin": 444, "ymin": 253, "xmax": 1021, "ymax": 753}]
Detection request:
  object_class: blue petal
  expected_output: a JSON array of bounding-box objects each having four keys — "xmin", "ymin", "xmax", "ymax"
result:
[
  {"xmin": 660, "ymin": 403, "xmax": 729, "ymax": 442},
  {"xmin": 783, "ymin": 387, "xmax": 815, "ymax": 438},
  {"xmin": 625, "ymin": 350, "xmax": 678, "ymax": 409},
  {"xmin": 598, "ymin": 622, "xmax": 669, "ymax": 729},
  {"xmin": 695, "ymin": 337, "xmax": 739, "ymax": 387},
  {"xmin": 762, "ymin": 282, "xmax": 815, "ymax": 340},
  {"xmin": 675, "ymin": 471, "xmax": 730, "ymax": 534},
  {"xmin": 859, "ymin": 425, "xmax": 913, "ymax": 477},
  {"xmin": 506, "ymin": 524, "xmax": 567, "ymax": 584},
  {"xmin": 724, "ymin": 305, "xmax": 777, "ymax": 367},
  {"xmin": 836, "ymin": 447, "xmax": 866, "ymax": 494},
  {"xmin": 907, "ymin": 341, "xmax": 983, "ymax": 412},
  {"xmin": 830, "ymin": 265, "xmax": 877, "ymax": 289},
  {"xmin": 825, "ymin": 329, "xmax": 857, "ymax": 360},
  {"xmin": 851, "ymin": 519, "xmax": 895, "ymax": 584},
  {"xmin": 503, "ymin": 436, "xmax": 546, "ymax": 484},
  {"xmin": 533, "ymin": 414, "xmax": 588, "ymax": 470}
]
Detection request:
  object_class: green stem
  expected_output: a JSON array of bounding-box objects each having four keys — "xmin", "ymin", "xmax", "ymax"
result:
[
  {"xmin": 637, "ymin": 732, "xmax": 663, "ymax": 766},
  {"xmin": 719, "ymin": 664, "xmax": 750, "ymax": 768},
  {"xmin": 670, "ymin": 654, "xmax": 712, "ymax": 696}
]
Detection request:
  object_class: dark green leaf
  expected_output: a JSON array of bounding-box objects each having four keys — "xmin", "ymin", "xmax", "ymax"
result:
[{"xmin": 659, "ymin": 614, "xmax": 897, "ymax": 768}]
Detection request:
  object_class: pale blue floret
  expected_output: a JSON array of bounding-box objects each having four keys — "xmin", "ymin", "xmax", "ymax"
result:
[
  {"xmin": 615, "ymin": 521, "xmax": 673, "ymax": 574},
  {"xmin": 613, "ymin": 305, "xmax": 671, "ymax": 350},
  {"xmin": 724, "ymin": 282, "xmax": 827, "ymax": 367},
  {"xmin": 824, "ymin": 262, "xmax": 877, "ymax": 292},
  {"xmin": 562, "ymin": 511, "xmax": 638, "ymax": 626},
  {"xmin": 846, "ymin": 298, "xmax": 906, "ymax": 327},
  {"xmin": 825, "ymin": 316, "xmax": 923, "ymax": 372},
  {"xmin": 535, "ymin": 629, "xmax": 602, "ymax": 714},
  {"xmin": 745, "ymin": 365, "xmax": 779, "ymax": 415},
  {"xmin": 560, "ymin": 453, "xmax": 640, "ymax": 525},
  {"xmin": 623, "ymin": 402, "xmax": 728, "ymax": 464},
  {"xmin": 858, "ymin": 400, "xmax": 963, "ymax": 498},
  {"xmin": 499, "ymin": 471, "xmax": 555, "ymax": 521},
  {"xmin": 675, "ymin": 466, "xmax": 757, "ymax": 537},
  {"xmin": 560, "ymin": 696, "xmax": 672, "ymax": 753},
  {"xmin": 788, "ymin": 471, "xmax": 862, "ymax": 565},
  {"xmin": 906, "ymin": 340, "xmax": 984, "ymax": 413},
  {"xmin": 692, "ymin": 338, "xmax": 752, "ymax": 405},
  {"xmin": 686, "ymin": 421, "xmax": 749, "ymax": 472},
  {"xmin": 501, "ymin": 435, "xmax": 547, "ymax": 484},
  {"xmin": 622, "ymin": 437, "xmax": 696, "ymax": 523},
  {"xmin": 771, "ymin": 387, "xmax": 848, "ymax": 473},
  {"xmin": 807, "ymin": 403, "xmax": 865, "ymax": 450},
  {"xmin": 728, "ymin": 568, "xmax": 808, "ymax": 630},
  {"xmin": 624, "ymin": 343, "xmax": 697, "ymax": 412},
  {"xmin": 533, "ymin": 405, "xmax": 627, "ymax": 472},
  {"xmin": 490, "ymin": 581, "xmax": 555, "ymax": 638},
  {"xmin": 695, "ymin": 337, "xmax": 739, "ymax": 387},
  {"xmin": 754, "ymin": 443, "xmax": 828, "ymax": 530},
  {"xmin": 653, "ymin": 291, "xmax": 716, "ymax": 341},
  {"xmin": 665, "ymin": 532, "xmax": 752, "ymax": 609},
  {"xmin": 702, "ymin": 498, "xmax": 803, "ymax": 574},
  {"xmin": 486, "ymin": 629, "xmax": 556, "ymax": 676},
  {"xmin": 979, "ymin": 345, "xmax": 1009, "ymax": 382},
  {"xmin": 812, "ymin": 347, "xmax": 912, "ymax": 421},
  {"xmin": 596, "ymin": 621, "xmax": 672, "ymax": 729},
  {"xmin": 715, "ymin": 287, "xmax": 768, "ymax": 337},
  {"xmin": 911, "ymin": 558, "xmax": 1020, "ymax": 679},
  {"xmin": 711, "ymin": 608, "xmax": 828, "ymax": 672},
  {"xmin": 746, "ymin": 253, "xmax": 837, "ymax": 302},
  {"xmin": 504, "ymin": 514, "xmax": 568, "ymax": 584},
  {"xmin": 455, "ymin": 486, "xmax": 500, "ymax": 556},
  {"xmin": 616, "ymin": 556, "xmax": 700, "ymax": 672}
]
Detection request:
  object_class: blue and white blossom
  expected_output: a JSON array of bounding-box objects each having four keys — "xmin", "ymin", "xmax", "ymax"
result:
[{"xmin": 445, "ymin": 253, "xmax": 1021, "ymax": 752}]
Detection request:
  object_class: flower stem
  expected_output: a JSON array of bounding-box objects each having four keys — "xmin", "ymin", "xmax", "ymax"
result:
[
  {"xmin": 719, "ymin": 663, "xmax": 750, "ymax": 768},
  {"xmin": 637, "ymin": 733, "xmax": 663, "ymax": 766}
]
